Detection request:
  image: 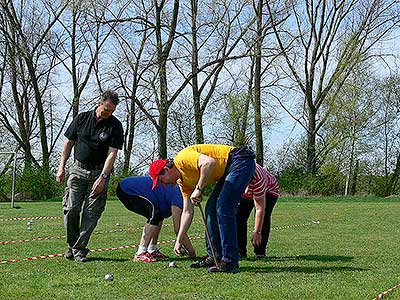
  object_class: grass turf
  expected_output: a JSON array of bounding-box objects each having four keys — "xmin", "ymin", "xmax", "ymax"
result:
[{"xmin": 0, "ymin": 196, "xmax": 399, "ymax": 300}]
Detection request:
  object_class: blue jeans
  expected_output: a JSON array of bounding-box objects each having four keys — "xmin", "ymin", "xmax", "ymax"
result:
[{"xmin": 205, "ymin": 149, "xmax": 255, "ymax": 265}]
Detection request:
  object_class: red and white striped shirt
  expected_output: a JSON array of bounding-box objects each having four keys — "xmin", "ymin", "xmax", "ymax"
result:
[{"xmin": 243, "ymin": 164, "xmax": 280, "ymax": 198}]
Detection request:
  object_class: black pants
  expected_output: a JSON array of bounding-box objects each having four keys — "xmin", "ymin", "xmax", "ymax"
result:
[
  {"xmin": 236, "ymin": 194, "xmax": 278, "ymax": 256},
  {"xmin": 116, "ymin": 184, "xmax": 163, "ymax": 226}
]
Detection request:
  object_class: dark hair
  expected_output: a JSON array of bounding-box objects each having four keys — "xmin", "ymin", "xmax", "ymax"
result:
[
  {"xmin": 158, "ymin": 159, "xmax": 174, "ymax": 176},
  {"xmin": 101, "ymin": 90, "xmax": 119, "ymax": 106}
]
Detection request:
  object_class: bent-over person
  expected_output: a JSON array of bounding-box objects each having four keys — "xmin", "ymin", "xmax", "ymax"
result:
[
  {"xmin": 116, "ymin": 176, "xmax": 196, "ymax": 262},
  {"xmin": 237, "ymin": 163, "xmax": 280, "ymax": 259},
  {"xmin": 149, "ymin": 144, "xmax": 255, "ymax": 273}
]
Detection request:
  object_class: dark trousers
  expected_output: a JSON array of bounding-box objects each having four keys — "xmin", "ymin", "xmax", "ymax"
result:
[{"xmin": 236, "ymin": 194, "xmax": 278, "ymax": 256}]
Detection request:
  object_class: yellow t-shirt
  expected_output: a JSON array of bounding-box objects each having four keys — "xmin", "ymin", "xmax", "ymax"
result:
[{"xmin": 175, "ymin": 144, "xmax": 234, "ymax": 199}]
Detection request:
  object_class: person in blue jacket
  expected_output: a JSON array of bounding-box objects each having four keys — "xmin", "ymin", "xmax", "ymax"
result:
[{"xmin": 116, "ymin": 176, "xmax": 196, "ymax": 262}]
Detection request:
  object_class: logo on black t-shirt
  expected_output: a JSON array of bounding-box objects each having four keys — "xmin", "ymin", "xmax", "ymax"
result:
[{"xmin": 99, "ymin": 131, "xmax": 109, "ymax": 141}]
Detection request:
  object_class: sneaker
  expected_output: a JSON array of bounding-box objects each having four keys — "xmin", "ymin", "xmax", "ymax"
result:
[
  {"xmin": 255, "ymin": 254, "xmax": 266, "ymax": 259},
  {"xmin": 190, "ymin": 256, "xmax": 218, "ymax": 268},
  {"xmin": 64, "ymin": 248, "xmax": 74, "ymax": 260},
  {"xmin": 149, "ymin": 249, "xmax": 168, "ymax": 259},
  {"xmin": 134, "ymin": 251, "xmax": 157, "ymax": 263},
  {"xmin": 74, "ymin": 255, "xmax": 89, "ymax": 263},
  {"xmin": 208, "ymin": 260, "xmax": 240, "ymax": 274}
]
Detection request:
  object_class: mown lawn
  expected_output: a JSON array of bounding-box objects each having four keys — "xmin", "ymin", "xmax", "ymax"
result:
[{"xmin": 0, "ymin": 196, "xmax": 399, "ymax": 300}]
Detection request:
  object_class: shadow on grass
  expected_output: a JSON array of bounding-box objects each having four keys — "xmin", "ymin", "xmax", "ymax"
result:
[
  {"xmin": 263, "ymin": 255, "xmax": 354, "ymax": 262},
  {"xmin": 240, "ymin": 265, "xmax": 368, "ymax": 274}
]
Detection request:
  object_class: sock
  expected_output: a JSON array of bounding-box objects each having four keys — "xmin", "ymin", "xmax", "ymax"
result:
[
  {"xmin": 137, "ymin": 245, "xmax": 147, "ymax": 254},
  {"xmin": 148, "ymin": 244, "xmax": 158, "ymax": 253}
]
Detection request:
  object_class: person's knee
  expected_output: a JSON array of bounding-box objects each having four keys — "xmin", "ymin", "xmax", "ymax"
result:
[
  {"xmin": 63, "ymin": 208, "xmax": 81, "ymax": 219},
  {"xmin": 86, "ymin": 200, "xmax": 106, "ymax": 219},
  {"xmin": 84, "ymin": 208, "xmax": 104, "ymax": 222},
  {"xmin": 149, "ymin": 214, "xmax": 162, "ymax": 226}
]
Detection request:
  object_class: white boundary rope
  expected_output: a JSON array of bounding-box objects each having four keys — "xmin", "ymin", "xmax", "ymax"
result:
[
  {"xmin": 271, "ymin": 221, "xmax": 319, "ymax": 231},
  {"xmin": 0, "ymin": 236, "xmax": 204, "ymax": 265},
  {"xmin": 0, "ymin": 221, "xmax": 318, "ymax": 246},
  {"xmin": 0, "ymin": 222, "xmax": 200, "ymax": 245},
  {"xmin": 373, "ymin": 283, "xmax": 400, "ymax": 299},
  {"xmin": 0, "ymin": 221, "xmax": 320, "ymax": 264},
  {"xmin": 0, "ymin": 216, "xmax": 62, "ymax": 221}
]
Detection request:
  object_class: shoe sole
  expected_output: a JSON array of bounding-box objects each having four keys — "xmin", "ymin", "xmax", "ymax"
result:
[
  {"xmin": 133, "ymin": 257, "xmax": 157, "ymax": 263},
  {"xmin": 134, "ymin": 259, "xmax": 156, "ymax": 263}
]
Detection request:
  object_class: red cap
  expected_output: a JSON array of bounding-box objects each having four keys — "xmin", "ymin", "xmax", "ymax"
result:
[{"xmin": 149, "ymin": 159, "xmax": 168, "ymax": 189}]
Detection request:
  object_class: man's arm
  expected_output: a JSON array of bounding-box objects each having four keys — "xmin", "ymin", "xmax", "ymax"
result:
[
  {"xmin": 174, "ymin": 197, "xmax": 195, "ymax": 255},
  {"xmin": 56, "ymin": 139, "xmax": 75, "ymax": 183},
  {"xmin": 190, "ymin": 154, "xmax": 215, "ymax": 204},
  {"xmin": 90, "ymin": 147, "xmax": 118, "ymax": 197},
  {"xmin": 171, "ymin": 205, "xmax": 196, "ymax": 257},
  {"xmin": 252, "ymin": 194, "xmax": 266, "ymax": 246}
]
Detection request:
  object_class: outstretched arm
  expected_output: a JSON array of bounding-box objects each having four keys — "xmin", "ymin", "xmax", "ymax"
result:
[
  {"xmin": 252, "ymin": 194, "xmax": 266, "ymax": 246},
  {"xmin": 173, "ymin": 198, "xmax": 195, "ymax": 256},
  {"xmin": 171, "ymin": 205, "xmax": 196, "ymax": 257}
]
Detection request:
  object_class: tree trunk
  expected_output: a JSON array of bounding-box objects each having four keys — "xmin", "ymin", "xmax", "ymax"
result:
[
  {"xmin": 158, "ymin": 108, "xmax": 168, "ymax": 159},
  {"xmin": 306, "ymin": 105, "xmax": 317, "ymax": 174},
  {"xmin": 238, "ymin": 56, "xmax": 254, "ymax": 147},
  {"xmin": 26, "ymin": 58, "xmax": 50, "ymax": 171},
  {"xmin": 345, "ymin": 128, "xmax": 356, "ymax": 195},
  {"xmin": 123, "ymin": 97, "xmax": 136, "ymax": 174},
  {"xmin": 154, "ymin": 0, "xmax": 179, "ymax": 158},
  {"xmin": 253, "ymin": 0, "xmax": 264, "ymax": 165},
  {"xmin": 191, "ymin": 0, "xmax": 204, "ymax": 144},
  {"xmin": 350, "ymin": 160, "xmax": 359, "ymax": 195}
]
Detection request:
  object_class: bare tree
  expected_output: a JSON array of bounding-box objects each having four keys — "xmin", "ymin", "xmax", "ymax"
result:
[
  {"xmin": 53, "ymin": 0, "xmax": 120, "ymax": 117},
  {"xmin": 252, "ymin": 0, "xmax": 264, "ymax": 164},
  {"xmin": 107, "ymin": 0, "xmax": 154, "ymax": 173},
  {"xmin": 187, "ymin": 0, "xmax": 255, "ymax": 144},
  {"xmin": 0, "ymin": 0, "xmax": 68, "ymax": 170},
  {"xmin": 266, "ymin": 0, "xmax": 400, "ymax": 173}
]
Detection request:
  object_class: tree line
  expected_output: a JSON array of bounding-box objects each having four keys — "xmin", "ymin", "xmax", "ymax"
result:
[{"xmin": 0, "ymin": 0, "xmax": 399, "ymax": 199}]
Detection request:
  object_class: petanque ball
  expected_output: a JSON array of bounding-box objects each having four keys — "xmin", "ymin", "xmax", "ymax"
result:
[
  {"xmin": 168, "ymin": 261, "xmax": 177, "ymax": 268},
  {"xmin": 104, "ymin": 273, "xmax": 114, "ymax": 281}
]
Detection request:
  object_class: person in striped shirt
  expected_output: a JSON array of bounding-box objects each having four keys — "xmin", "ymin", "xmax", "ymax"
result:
[{"xmin": 236, "ymin": 163, "xmax": 280, "ymax": 259}]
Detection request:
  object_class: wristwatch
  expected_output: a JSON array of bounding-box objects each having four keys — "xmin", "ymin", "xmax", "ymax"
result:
[{"xmin": 101, "ymin": 173, "xmax": 108, "ymax": 179}]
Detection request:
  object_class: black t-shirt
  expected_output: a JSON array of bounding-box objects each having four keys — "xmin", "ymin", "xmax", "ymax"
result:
[{"xmin": 65, "ymin": 110, "xmax": 124, "ymax": 166}]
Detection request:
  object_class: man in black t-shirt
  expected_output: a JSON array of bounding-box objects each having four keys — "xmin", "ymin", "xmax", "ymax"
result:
[{"xmin": 56, "ymin": 90, "xmax": 124, "ymax": 262}]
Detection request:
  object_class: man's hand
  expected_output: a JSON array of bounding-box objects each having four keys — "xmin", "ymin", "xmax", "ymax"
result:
[
  {"xmin": 174, "ymin": 240, "xmax": 183, "ymax": 256},
  {"xmin": 251, "ymin": 232, "xmax": 262, "ymax": 247},
  {"xmin": 89, "ymin": 177, "xmax": 106, "ymax": 198},
  {"xmin": 56, "ymin": 168, "xmax": 65, "ymax": 183},
  {"xmin": 190, "ymin": 188, "xmax": 202, "ymax": 205}
]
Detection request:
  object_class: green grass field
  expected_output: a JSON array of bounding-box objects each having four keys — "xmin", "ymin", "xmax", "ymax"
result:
[{"xmin": 1, "ymin": 196, "xmax": 399, "ymax": 300}]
